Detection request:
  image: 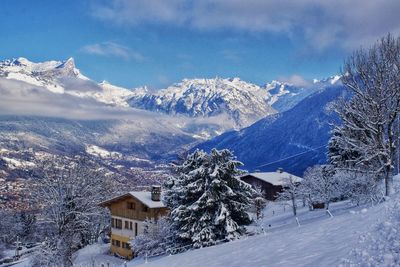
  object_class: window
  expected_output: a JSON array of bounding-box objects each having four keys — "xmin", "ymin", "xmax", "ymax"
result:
[
  {"xmin": 142, "ymin": 205, "xmax": 149, "ymax": 212},
  {"xmin": 135, "ymin": 222, "xmax": 138, "ymax": 236},
  {"xmin": 129, "ymin": 221, "xmax": 133, "ymax": 230},
  {"xmin": 122, "ymin": 242, "xmax": 131, "ymax": 250},
  {"xmin": 112, "ymin": 239, "xmax": 121, "ymax": 247},
  {"xmin": 111, "ymin": 218, "xmax": 115, "ymax": 228},
  {"xmin": 114, "ymin": 219, "xmax": 122, "ymax": 229},
  {"xmin": 127, "ymin": 202, "xmax": 136, "ymax": 210},
  {"xmin": 125, "ymin": 221, "xmax": 129, "ymax": 229}
]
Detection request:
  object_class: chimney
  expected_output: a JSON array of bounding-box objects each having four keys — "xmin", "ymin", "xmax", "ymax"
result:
[
  {"xmin": 277, "ymin": 168, "xmax": 283, "ymax": 173},
  {"xmin": 151, "ymin": 185, "xmax": 161, "ymax": 201}
]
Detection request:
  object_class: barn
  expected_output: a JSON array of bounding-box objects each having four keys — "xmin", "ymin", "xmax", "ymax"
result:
[{"xmin": 240, "ymin": 169, "xmax": 303, "ymax": 201}]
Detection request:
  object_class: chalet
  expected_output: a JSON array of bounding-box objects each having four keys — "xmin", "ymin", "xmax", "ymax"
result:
[
  {"xmin": 99, "ymin": 185, "xmax": 169, "ymax": 259},
  {"xmin": 240, "ymin": 169, "xmax": 303, "ymax": 201}
]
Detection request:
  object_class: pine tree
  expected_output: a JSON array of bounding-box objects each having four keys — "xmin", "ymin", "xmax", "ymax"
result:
[{"xmin": 164, "ymin": 149, "xmax": 254, "ymax": 248}]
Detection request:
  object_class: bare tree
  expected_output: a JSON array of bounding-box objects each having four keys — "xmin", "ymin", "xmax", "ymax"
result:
[
  {"xmin": 330, "ymin": 34, "xmax": 400, "ymax": 196},
  {"xmin": 32, "ymin": 156, "xmax": 116, "ymax": 267},
  {"xmin": 277, "ymin": 175, "xmax": 302, "ymax": 225}
]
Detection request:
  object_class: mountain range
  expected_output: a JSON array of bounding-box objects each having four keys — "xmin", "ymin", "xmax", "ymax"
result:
[
  {"xmin": 0, "ymin": 57, "xmax": 343, "ymax": 177},
  {"xmin": 195, "ymin": 84, "xmax": 345, "ymax": 175}
]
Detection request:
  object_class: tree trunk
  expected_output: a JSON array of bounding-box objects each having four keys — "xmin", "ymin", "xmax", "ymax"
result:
[
  {"xmin": 385, "ymin": 170, "xmax": 393, "ymax": 196},
  {"xmin": 291, "ymin": 194, "xmax": 297, "ymax": 216}
]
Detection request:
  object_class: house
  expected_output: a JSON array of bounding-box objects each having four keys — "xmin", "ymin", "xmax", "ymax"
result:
[
  {"xmin": 99, "ymin": 185, "xmax": 169, "ymax": 259},
  {"xmin": 240, "ymin": 169, "xmax": 303, "ymax": 201}
]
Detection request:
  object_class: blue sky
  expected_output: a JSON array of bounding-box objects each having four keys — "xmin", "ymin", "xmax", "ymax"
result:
[{"xmin": 1, "ymin": 0, "xmax": 400, "ymax": 88}]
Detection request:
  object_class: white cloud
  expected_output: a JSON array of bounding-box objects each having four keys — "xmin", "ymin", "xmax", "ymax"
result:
[
  {"xmin": 90, "ymin": 0, "xmax": 400, "ymax": 51},
  {"xmin": 277, "ymin": 74, "xmax": 311, "ymax": 87},
  {"xmin": 81, "ymin": 41, "xmax": 145, "ymax": 61}
]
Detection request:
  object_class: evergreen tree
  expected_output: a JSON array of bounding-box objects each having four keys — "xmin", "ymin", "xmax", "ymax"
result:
[{"xmin": 164, "ymin": 149, "xmax": 254, "ymax": 248}]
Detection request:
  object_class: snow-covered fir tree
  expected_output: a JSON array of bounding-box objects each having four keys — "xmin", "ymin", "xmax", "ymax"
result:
[{"xmin": 164, "ymin": 149, "xmax": 255, "ymax": 248}]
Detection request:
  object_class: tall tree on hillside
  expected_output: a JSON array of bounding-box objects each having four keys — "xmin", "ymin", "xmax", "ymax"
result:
[
  {"xmin": 164, "ymin": 149, "xmax": 255, "ymax": 248},
  {"xmin": 329, "ymin": 34, "xmax": 400, "ymax": 196},
  {"xmin": 32, "ymin": 156, "xmax": 115, "ymax": 267}
]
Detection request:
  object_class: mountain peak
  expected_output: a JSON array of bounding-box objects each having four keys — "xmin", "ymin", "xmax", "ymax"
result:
[
  {"xmin": 14, "ymin": 57, "xmax": 32, "ymax": 66},
  {"xmin": 56, "ymin": 57, "xmax": 75, "ymax": 69},
  {"xmin": 128, "ymin": 77, "xmax": 275, "ymax": 129}
]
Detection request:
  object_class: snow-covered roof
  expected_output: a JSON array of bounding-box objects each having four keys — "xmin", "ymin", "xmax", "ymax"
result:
[
  {"xmin": 99, "ymin": 191, "xmax": 165, "ymax": 209},
  {"xmin": 242, "ymin": 171, "xmax": 303, "ymax": 186},
  {"xmin": 129, "ymin": 191, "xmax": 165, "ymax": 208}
]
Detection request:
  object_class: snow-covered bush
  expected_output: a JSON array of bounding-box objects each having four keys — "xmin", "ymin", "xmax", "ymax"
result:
[
  {"xmin": 0, "ymin": 242, "xmax": 5, "ymax": 259},
  {"xmin": 336, "ymin": 170, "xmax": 383, "ymax": 205},
  {"xmin": 130, "ymin": 217, "xmax": 173, "ymax": 257},
  {"xmin": 300, "ymin": 165, "xmax": 339, "ymax": 212},
  {"xmin": 164, "ymin": 149, "xmax": 255, "ymax": 249},
  {"xmin": 0, "ymin": 210, "xmax": 37, "ymax": 246}
]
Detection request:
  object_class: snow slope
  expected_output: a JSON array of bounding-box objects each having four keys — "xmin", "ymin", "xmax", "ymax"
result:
[{"xmin": 129, "ymin": 199, "xmax": 388, "ymax": 267}]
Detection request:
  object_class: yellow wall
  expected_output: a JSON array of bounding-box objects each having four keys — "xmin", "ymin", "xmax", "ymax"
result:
[
  {"xmin": 110, "ymin": 233, "xmax": 133, "ymax": 259},
  {"xmin": 104, "ymin": 195, "xmax": 170, "ymax": 260}
]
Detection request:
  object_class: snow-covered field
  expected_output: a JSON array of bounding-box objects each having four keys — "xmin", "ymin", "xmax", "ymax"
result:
[
  {"xmin": 125, "ymin": 196, "xmax": 394, "ymax": 267},
  {"xmin": 73, "ymin": 243, "xmax": 124, "ymax": 267}
]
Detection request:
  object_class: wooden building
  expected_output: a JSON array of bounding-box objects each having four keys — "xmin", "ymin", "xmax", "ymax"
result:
[
  {"xmin": 240, "ymin": 169, "xmax": 303, "ymax": 201},
  {"xmin": 99, "ymin": 185, "xmax": 169, "ymax": 259}
]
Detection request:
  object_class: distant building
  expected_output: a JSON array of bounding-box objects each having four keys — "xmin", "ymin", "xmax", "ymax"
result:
[
  {"xmin": 240, "ymin": 169, "xmax": 303, "ymax": 200},
  {"xmin": 99, "ymin": 185, "xmax": 169, "ymax": 259}
]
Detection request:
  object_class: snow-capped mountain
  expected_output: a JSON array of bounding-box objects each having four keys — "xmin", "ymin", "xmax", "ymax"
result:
[
  {"xmin": 195, "ymin": 84, "xmax": 345, "ymax": 175},
  {"xmin": 128, "ymin": 77, "xmax": 275, "ymax": 129},
  {"xmin": 127, "ymin": 76, "xmax": 342, "ymax": 129},
  {"xmin": 0, "ymin": 57, "xmax": 342, "ymax": 131},
  {"xmin": 0, "ymin": 57, "xmax": 136, "ymax": 107},
  {"xmin": 264, "ymin": 76, "xmax": 341, "ymax": 112},
  {"xmin": 0, "ymin": 57, "xmax": 88, "ymax": 93},
  {"xmin": 0, "ymin": 57, "xmax": 345, "ymax": 169}
]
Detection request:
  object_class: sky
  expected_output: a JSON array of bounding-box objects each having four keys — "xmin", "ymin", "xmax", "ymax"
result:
[{"xmin": 1, "ymin": 0, "xmax": 400, "ymax": 89}]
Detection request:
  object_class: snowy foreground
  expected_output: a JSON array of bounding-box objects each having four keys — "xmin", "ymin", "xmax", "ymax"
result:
[
  {"xmin": 127, "ymin": 189, "xmax": 399, "ymax": 267},
  {"xmin": 125, "ymin": 203, "xmax": 382, "ymax": 267},
  {"xmin": 76, "ymin": 179, "xmax": 398, "ymax": 267}
]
